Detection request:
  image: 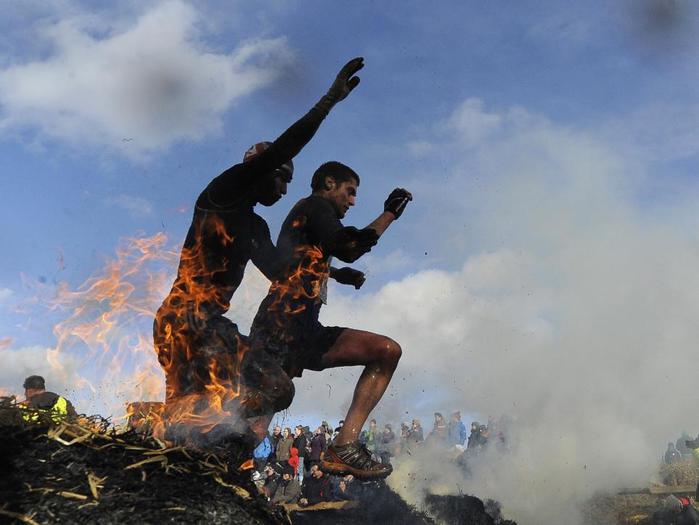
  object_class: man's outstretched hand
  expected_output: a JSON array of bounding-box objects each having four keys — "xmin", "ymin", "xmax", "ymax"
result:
[
  {"xmin": 384, "ymin": 188, "xmax": 413, "ymax": 219},
  {"xmin": 332, "ymin": 267, "xmax": 366, "ymax": 289},
  {"xmin": 327, "ymin": 57, "xmax": 364, "ymax": 103}
]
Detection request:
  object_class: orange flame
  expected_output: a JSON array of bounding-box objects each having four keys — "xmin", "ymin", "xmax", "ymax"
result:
[
  {"xmin": 239, "ymin": 459, "xmax": 255, "ymax": 471},
  {"xmin": 47, "ymin": 233, "xmax": 175, "ymax": 421}
]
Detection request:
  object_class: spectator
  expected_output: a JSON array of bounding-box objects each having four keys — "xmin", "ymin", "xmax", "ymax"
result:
[
  {"xmin": 271, "ymin": 465, "xmax": 301, "ymax": 505},
  {"xmin": 477, "ymin": 424, "xmax": 489, "ymax": 447},
  {"xmin": 303, "ymin": 426, "xmax": 314, "ymax": 476},
  {"xmin": 309, "ymin": 426, "xmax": 327, "ymax": 468},
  {"xmin": 677, "ymin": 433, "xmax": 692, "ymax": 457},
  {"xmin": 333, "ymin": 474, "xmax": 358, "ymax": 501},
  {"xmin": 321, "ymin": 420, "xmax": 333, "ymax": 442},
  {"xmin": 467, "ymin": 422, "xmax": 480, "ymax": 449},
  {"xmin": 408, "ymin": 419, "xmax": 424, "ymax": 444},
  {"xmin": 269, "ymin": 425, "xmax": 283, "ymax": 461},
  {"xmin": 254, "ymin": 432, "xmax": 273, "ymax": 472},
  {"xmin": 289, "ymin": 446, "xmax": 300, "ymax": 480},
  {"xmin": 276, "ymin": 427, "xmax": 294, "ymax": 463},
  {"xmin": 21, "ymin": 375, "xmax": 77, "ymax": 423},
  {"xmin": 293, "ymin": 425, "xmax": 308, "ymax": 481},
  {"xmin": 360, "ymin": 419, "xmax": 379, "ymax": 455},
  {"xmin": 263, "ymin": 463, "xmax": 282, "ymax": 499},
  {"xmin": 430, "ymin": 412, "xmax": 447, "ymax": 442},
  {"xmin": 400, "ymin": 422, "xmax": 410, "ymax": 441},
  {"xmin": 299, "ymin": 465, "xmax": 332, "ymax": 507},
  {"xmin": 334, "ymin": 420, "xmax": 345, "ymax": 437},
  {"xmin": 651, "ymin": 495, "xmax": 699, "ymax": 525},
  {"xmin": 664, "ymin": 442, "xmax": 683, "ymax": 464},
  {"xmin": 378, "ymin": 423, "xmax": 396, "ymax": 464},
  {"xmin": 447, "ymin": 411, "xmax": 467, "ymax": 446}
]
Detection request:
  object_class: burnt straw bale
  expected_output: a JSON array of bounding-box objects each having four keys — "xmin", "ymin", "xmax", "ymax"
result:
[{"xmin": 0, "ymin": 400, "xmax": 286, "ymax": 525}]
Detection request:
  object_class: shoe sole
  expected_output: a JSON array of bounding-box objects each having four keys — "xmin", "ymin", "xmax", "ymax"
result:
[{"xmin": 320, "ymin": 459, "xmax": 392, "ymax": 480}]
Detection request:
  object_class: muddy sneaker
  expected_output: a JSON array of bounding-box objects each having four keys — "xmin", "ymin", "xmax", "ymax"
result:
[{"xmin": 321, "ymin": 441, "xmax": 392, "ymax": 479}]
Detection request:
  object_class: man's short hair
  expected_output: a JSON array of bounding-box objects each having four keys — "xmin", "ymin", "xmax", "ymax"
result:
[
  {"xmin": 311, "ymin": 161, "xmax": 360, "ymax": 191},
  {"xmin": 23, "ymin": 375, "xmax": 45, "ymax": 390}
]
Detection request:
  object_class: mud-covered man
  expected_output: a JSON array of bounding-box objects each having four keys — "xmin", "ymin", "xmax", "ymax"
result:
[
  {"xmin": 153, "ymin": 58, "xmax": 366, "ymax": 445},
  {"xmin": 250, "ymin": 161, "xmax": 412, "ymax": 478}
]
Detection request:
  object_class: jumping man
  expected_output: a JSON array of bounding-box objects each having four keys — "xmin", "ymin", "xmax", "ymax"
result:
[
  {"xmin": 153, "ymin": 58, "xmax": 366, "ymax": 445},
  {"xmin": 250, "ymin": 161, "xmax": 412, "ymax": 478}
]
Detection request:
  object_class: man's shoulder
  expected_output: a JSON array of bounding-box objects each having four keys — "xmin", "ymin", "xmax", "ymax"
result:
[
  {"xmin": 288, "ymin": 195, "xmax": 335, "ymax": 219},
  {"xmin": 28, "ymin": 391, "xmax": 60, "ymax": 408}
]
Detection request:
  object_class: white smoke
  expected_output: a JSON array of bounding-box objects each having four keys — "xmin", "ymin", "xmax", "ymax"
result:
[{"xmin": 279, "ymin": 98, "xmax": 699, "ymax": 524}]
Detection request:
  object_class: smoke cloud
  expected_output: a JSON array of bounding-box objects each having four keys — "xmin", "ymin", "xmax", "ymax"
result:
[{"xmin": 280, "ymin": 98, "xmax": 699, "ymax": 524}]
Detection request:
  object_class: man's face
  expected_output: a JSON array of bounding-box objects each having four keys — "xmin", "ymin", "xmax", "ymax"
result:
[
  {"xmin": 24, "ymin": 388, "xmax": 42, "ymax": 399},
  {"xmin": 273, "ymin": 426, "xmax": 281, "ymax": 436},
  {"xmin": 295, "ymin": 427, "xmax": 302, "ymax": 436},
  {"xmin": 325, "ymin": 179, "xmax": 357, "ymax": 218},
  {"xmin": 256, "ymin": 165, "xmax": 292, "ymax": 206},
  {"xmin": 283, "ymin": 473, "xmax": 292, "ymax": 481},
  {"xmin": 311, "ymin": 466, "xmax": 323, "ymax": 478}
]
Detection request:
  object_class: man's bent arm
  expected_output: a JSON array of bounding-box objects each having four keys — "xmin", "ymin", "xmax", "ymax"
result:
[
  {"xmin": 365, "ymin": 211, "xmax": 395, "ymax": 237},
  {"xmin": 251, "ymin": 220, "xmax": 286, "ymax": 281}
]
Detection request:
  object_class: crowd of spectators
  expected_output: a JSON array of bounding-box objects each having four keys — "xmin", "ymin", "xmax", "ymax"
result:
[
  {"xmin": 252, "ymin": 411, "xmax": 511, "ymax": 508},
  {"xmin": 663, "ymin": 433, "xmax": 699, "ymax": 465}
]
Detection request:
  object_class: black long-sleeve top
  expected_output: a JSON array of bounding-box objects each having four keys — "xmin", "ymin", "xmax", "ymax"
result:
[
  {"xmin": 302, "ymin": 475, "xmax": 332, "ymax": 505},
  {"xmin": 160, "ymin": 98, "xmax": 334, "ymax": 317}
]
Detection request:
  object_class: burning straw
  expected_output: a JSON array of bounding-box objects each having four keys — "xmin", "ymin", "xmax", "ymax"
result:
[{"xmin": 0, "ymin": 397, "xmax": 287, "ymax": 525}]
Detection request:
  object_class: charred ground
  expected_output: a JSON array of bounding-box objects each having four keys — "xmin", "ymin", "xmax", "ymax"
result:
[{"xmin": 0, "ymin": 399, "xmax": 513, "ymax": 525}]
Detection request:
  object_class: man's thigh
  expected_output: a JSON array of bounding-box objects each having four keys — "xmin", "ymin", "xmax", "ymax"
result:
[{"xmin": 318, "ymin": 328, "xmax": 395, "ymax": 369}]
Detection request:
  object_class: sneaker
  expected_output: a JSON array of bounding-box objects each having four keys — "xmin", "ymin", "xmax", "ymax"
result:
[{"xmin": 321, "ymin": 441, "xmax": 393, "ymax": 479}]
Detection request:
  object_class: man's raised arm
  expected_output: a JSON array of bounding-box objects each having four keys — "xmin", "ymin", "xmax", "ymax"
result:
[{"xmin": 208, "ymin": 58, "xmax": 365, "ymax": 199}]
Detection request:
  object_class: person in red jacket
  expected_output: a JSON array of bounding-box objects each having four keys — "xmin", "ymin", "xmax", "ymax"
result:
[{"xmin": 288, "ymin": 446, "xmax": 300, "ymax": 478}]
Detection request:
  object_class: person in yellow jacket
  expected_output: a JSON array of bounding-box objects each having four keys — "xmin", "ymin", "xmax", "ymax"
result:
[{"xmin": 21, "ymin": 375, "xmax": 77, "ymax": 423}]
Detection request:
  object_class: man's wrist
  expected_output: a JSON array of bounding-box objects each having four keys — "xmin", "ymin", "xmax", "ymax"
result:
[{"xmin": 313, "ymin": 94, "xmax": 337, "ymax": 116}]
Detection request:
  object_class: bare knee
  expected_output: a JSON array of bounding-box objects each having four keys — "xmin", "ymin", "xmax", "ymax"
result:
[{"xmin": 378, "ymin": 337, "xmax": 402, "ymax": 366}]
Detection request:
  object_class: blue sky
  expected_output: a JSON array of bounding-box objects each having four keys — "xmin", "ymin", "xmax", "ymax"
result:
[{"xmin": 2, "ymin": 2, "xmax": 699, "ymax": 520}]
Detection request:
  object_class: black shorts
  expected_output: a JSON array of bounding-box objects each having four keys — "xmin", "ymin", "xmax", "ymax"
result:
[{"xmin": 250, "ymin": 301, "xmax": 346, "ymax": 378}]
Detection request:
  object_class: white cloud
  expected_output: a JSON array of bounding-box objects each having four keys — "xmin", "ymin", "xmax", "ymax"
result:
[
  {"xmin": 0, "ymin": 1, "xmax": 294, "ymax": 156},
  {"xmin": 0, "ymin": 345, "xmax": 82, "ymax": 399},
  {"xmin": 0, "ymin": 288, "xmax": 13, "ymax": 303},
  {"xmin": 106, "ymin": 193, "xmax": 154, "ymax": 218},
  {"xmin": 447, "ymin": 97, "xmax": 503, "ymax": 147}
]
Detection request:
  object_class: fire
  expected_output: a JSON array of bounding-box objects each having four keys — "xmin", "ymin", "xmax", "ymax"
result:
[
  {"xmin": 265, "ymin": 244, "xmax": 327, "ymax": 317},
  {"xmin": 150, "ymin": 213, "xmax": 260, "ymax": 442},
  {"xmin": 239, "ymin": 459, "xmax": 255, "ymax": 471},
  {"xmin": 45, "ymin": 233, "xmax": 175, "ymax": 422},
  {"xmin": 31, "ymin": 209, "xmax": 328, "ymax": 449},
  {"xmin": 35, "ymin": 226, "xmax": 255, "ymax": 443}
]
